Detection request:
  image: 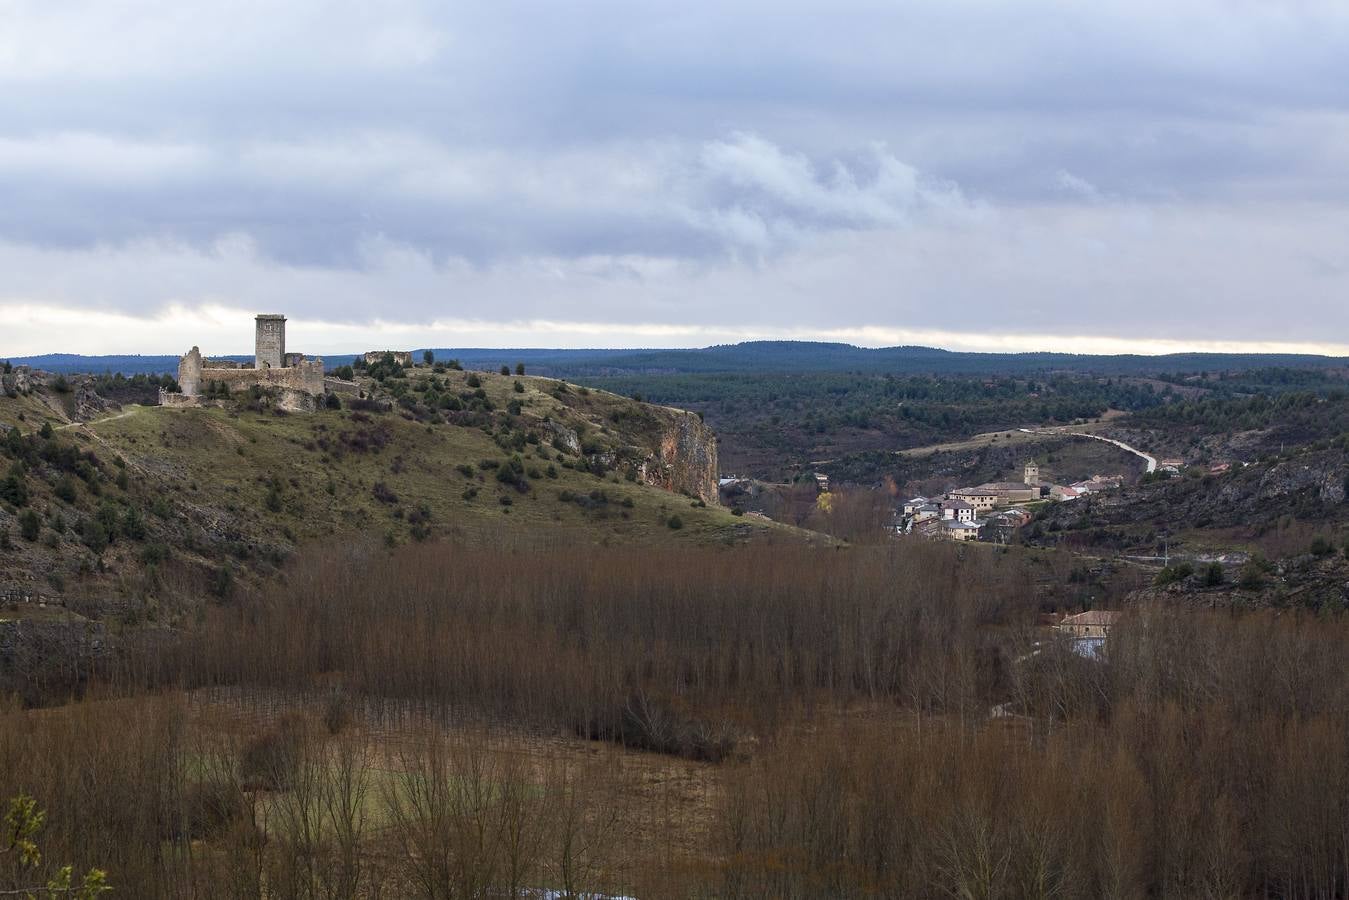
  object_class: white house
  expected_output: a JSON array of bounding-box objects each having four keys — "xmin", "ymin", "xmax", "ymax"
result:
[{"xmin": 942, "ymin": 499, "xmax": 977, "ymax": 523}]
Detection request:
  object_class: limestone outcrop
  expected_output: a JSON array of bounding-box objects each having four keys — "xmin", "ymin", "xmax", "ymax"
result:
[{"xmin": 641, "ymin": 409, "xmax": 719, "ymax": 505}]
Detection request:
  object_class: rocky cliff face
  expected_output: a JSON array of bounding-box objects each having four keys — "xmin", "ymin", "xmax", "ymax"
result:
[
  {"xmin": 641, "ymin": 409, "xmax": 719, "ymax": 505},
  {"xmin": 2, "ymin": 367, "xmax": 117, "ymax": 421}
]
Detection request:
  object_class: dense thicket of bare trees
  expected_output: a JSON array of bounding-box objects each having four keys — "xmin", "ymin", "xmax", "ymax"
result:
[
  {"xmin": 4, "ymin": 539, "xmax": 1349, "ymax": 897},
  {"xmin": 151, "ymin": 540, "xmax": 1033, "ymax": 735}
]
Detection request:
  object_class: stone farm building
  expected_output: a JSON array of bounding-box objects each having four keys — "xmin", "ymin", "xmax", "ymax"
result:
[
  {"xmin": 977, "ymin": 481, "xmax": 1040, "ymax": 504},
  {"xmin": 947, "ymin": 488, "xmax": 998, "ymax": 512},
  {"xmin": 1056, "ymin": 610, "xmax": 1120, "ymax": 639},
  {"xmin": 164, "ymin": 314, "xmax": 325, "ymax": 406}
]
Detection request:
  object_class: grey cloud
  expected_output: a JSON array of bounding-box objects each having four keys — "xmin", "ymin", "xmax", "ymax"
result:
[
  {"xmin": 0, "ymin": 131, "xmax": 975, "ymax": 267},
  {"xmin": 3, "ymin": 0, "xmax": 1349, "ymax": 349}
]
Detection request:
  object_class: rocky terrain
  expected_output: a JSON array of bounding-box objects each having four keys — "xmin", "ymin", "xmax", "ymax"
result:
[{"xmin": 1031, "ymin": 446, "xmax": 1348, "ymax": 545}]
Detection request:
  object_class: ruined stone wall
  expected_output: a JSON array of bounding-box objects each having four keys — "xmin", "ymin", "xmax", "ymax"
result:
[
  {"xmin": 363, "ymin": 350, "xmax": 414, "ymax": 367},
  {"xmin": 178, "ymin": 347, "xmax": 204, "ymax": 396},
  {"xmin": 159, "ymin": 389, "xmax": 200, "ymax": 408},
  {"xmin": 323, "ymin": 376, "xmax": 361, "ymax": 395},
  {"xmin": 195, "ymin": 359, "xmax": 325, "ymax": 396}
]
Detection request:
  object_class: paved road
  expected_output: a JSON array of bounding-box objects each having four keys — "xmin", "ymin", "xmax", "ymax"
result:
[{"xmin": 1018, "ymin": 427, "xmax": 1156, "ymax": 473}]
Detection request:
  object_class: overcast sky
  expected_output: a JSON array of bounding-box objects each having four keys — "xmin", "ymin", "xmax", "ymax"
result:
[{"xmin": 4, "ymin": 0, "xmax": 1349, "ymax": 356}]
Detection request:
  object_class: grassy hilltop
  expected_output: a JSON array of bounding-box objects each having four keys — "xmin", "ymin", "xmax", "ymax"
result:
[{"xmin": 0, "ymin": 361, "xmax": 793, "ymax": 627}]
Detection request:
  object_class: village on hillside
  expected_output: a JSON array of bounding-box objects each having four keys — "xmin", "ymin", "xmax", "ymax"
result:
[{"xmin": 893, "ymin": 461, "xmax": 1126, "ymax": 543}]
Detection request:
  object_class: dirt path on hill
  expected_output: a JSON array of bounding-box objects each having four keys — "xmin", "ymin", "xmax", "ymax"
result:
[{"xmin": 55, "ymin": 404, "xmax": 143, "ymax": 431}]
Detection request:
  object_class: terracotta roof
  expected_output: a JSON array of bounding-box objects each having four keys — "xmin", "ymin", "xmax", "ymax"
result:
[{"xmin": 1059, "ymin": 610, "xmax": 1120, "ymax": 627}]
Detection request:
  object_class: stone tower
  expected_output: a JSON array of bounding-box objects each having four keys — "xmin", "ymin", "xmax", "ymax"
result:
[
  {"xmin": 1024, "ymin": 461, "xmax": 1040, "ymax": 485},
  {"xmin": 255, "ymin": 314, "xmax": 286, "ymax": 369}
]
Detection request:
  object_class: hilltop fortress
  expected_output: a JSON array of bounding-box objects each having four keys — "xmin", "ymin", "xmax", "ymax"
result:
[{"xmin": 162, "ymin": 314, "xmax": 325, "ymax": 407}]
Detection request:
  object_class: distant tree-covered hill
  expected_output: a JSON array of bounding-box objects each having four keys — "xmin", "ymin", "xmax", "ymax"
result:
[
  {"xmin": 3, "ymin": 353, "xmax": 250, "ymax": 376},
  {"xmin": 427, "ymin": 342, "xmax": 1349, "ymax": 378},
  {"xmin": 9, "ymin": 341, "xmax": 1348, "ymax": 378}
]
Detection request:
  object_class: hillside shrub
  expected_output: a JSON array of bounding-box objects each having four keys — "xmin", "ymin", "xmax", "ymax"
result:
[
  {"xmin": 121, "ymin": 506, "xmax": 147, "ymax": 540},
  {"xmin": 80, "ymin": 518, "xmax": 109, "ymax": 555},
  {"xmin": 1203, "ymin": 562, "xmax": 1225, "ymax": 587},
  {"xmin": 140, "ymin": 543, "xmax": 169, "ymax": 566},
  {"xmin": 18, "ymin": 509, "xmax": 40, "ymax": 542},
  {"xmin": 53, "ymin": 476, "xmax": 77, "ymax": 503},
  {"xmin": 1155, "ymin": 562, "xmax": 1194, "ymax": 587},
  {"xmin": 0, "ymin": 472, "xmax": 28, "ymax": 508},
  {"xmin": 208, "ymin": 564, "xmax": 234, "ymax": 599}
]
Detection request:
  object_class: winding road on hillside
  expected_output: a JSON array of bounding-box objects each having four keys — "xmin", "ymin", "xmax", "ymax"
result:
[
  {"xmin": 809, "ymin": 414, "xmax": 1159, "ymax": 471},
  {"xmin": 1017, "ymin": 428, "xmax": 1157, "ymax": 473}
]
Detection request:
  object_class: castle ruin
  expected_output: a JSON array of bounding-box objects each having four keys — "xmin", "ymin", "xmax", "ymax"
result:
[
  {"xmin": 362, "ymin": 350, "xmax": 414, "ymax": 368},
  {"xmin": 164, "ymin": 314, "xmax": 325, "ymax": 406}
]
